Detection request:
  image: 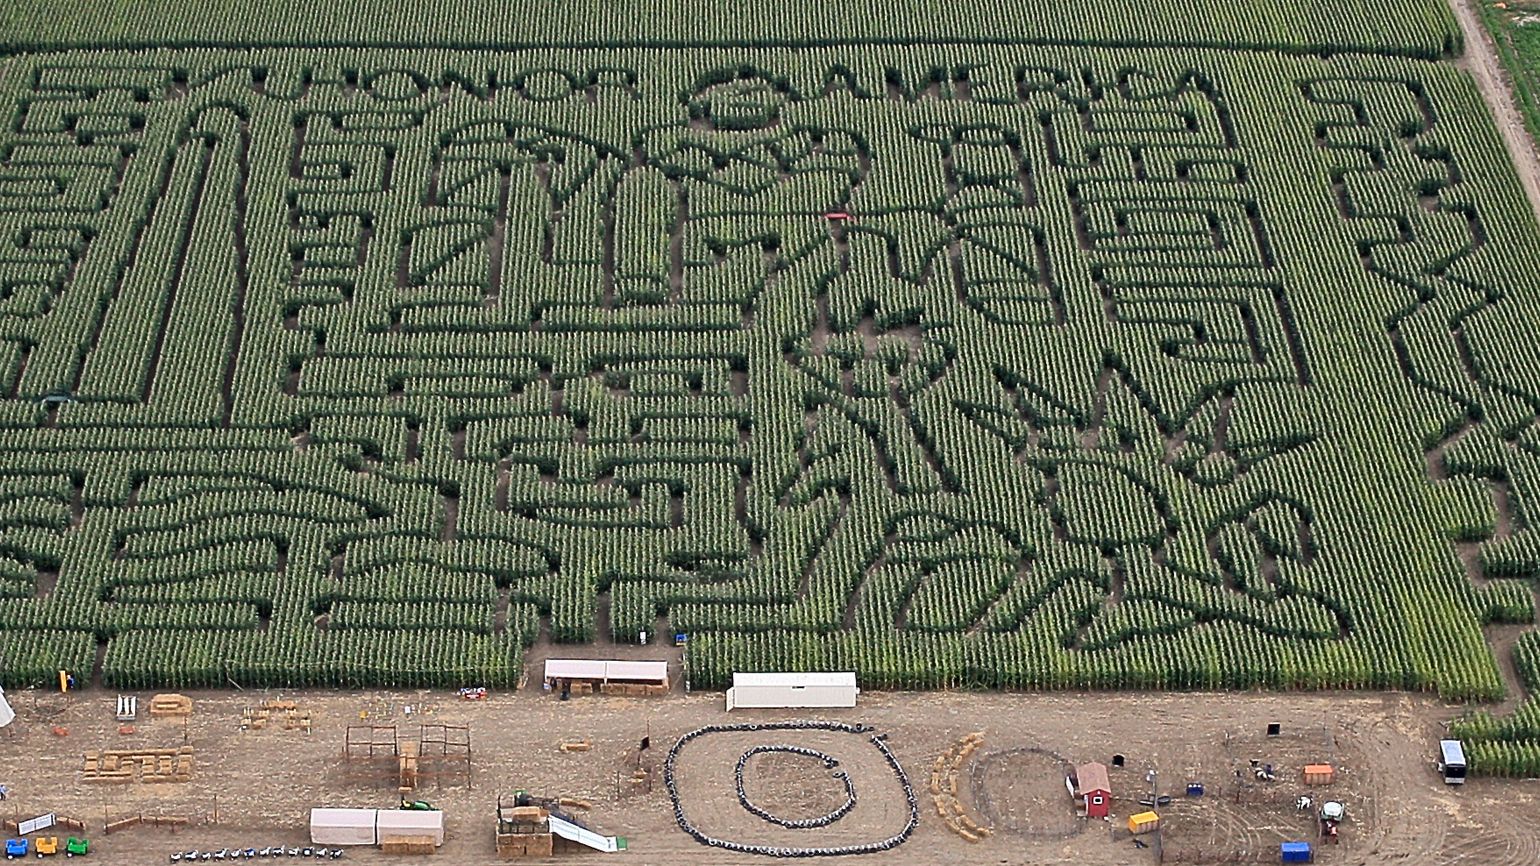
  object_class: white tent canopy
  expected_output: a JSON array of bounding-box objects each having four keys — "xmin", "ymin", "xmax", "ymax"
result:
[
  {"xmin": 309, "ymin": 809, "xmax": 377, "ymax": 846},
  {"xmin": 727, "ymin": 671, "xmax": 859, "ymax": 710},
  {"xmin": 309, "ymin": 809, "xmax": 444, "ymax": 847},
  {"xmin": 376, "ymin": 809, "xmax": 444, "ymax": 846},
  {"xmin": 0, "ymin": 687, "xmax": 14, "ymax": 728},
  {"xmin": 543, "ymin": 659, "xmax": 668, "ymax": 685}
]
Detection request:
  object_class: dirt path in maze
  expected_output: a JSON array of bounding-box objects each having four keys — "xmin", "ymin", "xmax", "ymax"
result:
[{"xmin": 1448, "ymin": 0, "xmax": 1540, "ymax": 225}]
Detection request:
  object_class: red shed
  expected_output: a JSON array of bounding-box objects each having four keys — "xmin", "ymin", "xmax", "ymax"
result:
[{"xmin": 1073, "ymin": 762, "xmax": 1112, "ymax": 818}]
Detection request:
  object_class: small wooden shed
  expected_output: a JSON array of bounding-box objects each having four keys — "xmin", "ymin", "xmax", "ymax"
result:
[
  {"xmin": 1302, "ymin": 764, "xmax": 1335, "ymax": 785},
  {"xmin": 1073, "ymin": 762, "xmax": 1112, "ymax": 819}
]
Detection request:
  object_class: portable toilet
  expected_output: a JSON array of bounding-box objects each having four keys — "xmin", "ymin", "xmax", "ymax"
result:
[
  {"xmin": 1127, "ymin": 811, "xmax": 1160, "ymax": 835},
  {"xmin": 1281, "ymin": 841, "xmax": 1313, "ymax": 862}
]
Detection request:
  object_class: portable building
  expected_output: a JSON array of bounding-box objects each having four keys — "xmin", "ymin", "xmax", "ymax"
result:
[
  {"xmin": 1439, "ymin": 739, "xmax": 1466, "ymax": 785},
  {"xmin": 1302, "ymin": 764, "xmax": 1334, "ymax": 785},
  {"xmin": 1073, "ymin": 762, "xmax": 1112, "ymax": 819},
  {"xmin": 725, "ymin": 672, "xmax": 858, "ymax": 710},
  {"xmin": 1127, "ymin": 811, "xmax": 1160, "ymax": 834},
  {"xmin": 376, "ymin": 809, "xmax": 444, "ymax": 846},
  {"xmin": 1281, "ymin": 841, "xmax": 1313, "ymax": 862},
  {"xmin": 309, "ymin": 809, "xmax": 377, "ymax": 846}
]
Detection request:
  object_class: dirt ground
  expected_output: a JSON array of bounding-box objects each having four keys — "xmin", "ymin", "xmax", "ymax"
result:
[{"xmin": 0, "ymin": 680, "xmax": 1537, "ymax": 866}]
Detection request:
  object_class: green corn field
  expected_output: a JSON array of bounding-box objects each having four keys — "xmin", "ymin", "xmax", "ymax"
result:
[{"xmin": 0, "ymin": 0, "xmax": 1536, "ymax": 703}]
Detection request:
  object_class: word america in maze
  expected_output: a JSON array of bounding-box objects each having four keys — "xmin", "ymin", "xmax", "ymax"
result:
[{"xmin": 0, "ymin": 46, "xmax": 1537, "ymax": 697}]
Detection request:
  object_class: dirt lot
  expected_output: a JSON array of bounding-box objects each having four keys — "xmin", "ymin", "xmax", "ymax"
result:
[{"xmin": 1, "ymin": 676, "xmax": 1537, "ymax": 866}]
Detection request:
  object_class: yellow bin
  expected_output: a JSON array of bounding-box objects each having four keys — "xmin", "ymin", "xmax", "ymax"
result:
[{"xmin": 1128, "ymin": 811, "xmax": 1161, "ymax": 835}]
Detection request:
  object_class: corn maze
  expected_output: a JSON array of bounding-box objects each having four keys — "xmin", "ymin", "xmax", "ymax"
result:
[{"xmin": 0, "ymin": 13, "xmax": 1538, "ymax": 697}]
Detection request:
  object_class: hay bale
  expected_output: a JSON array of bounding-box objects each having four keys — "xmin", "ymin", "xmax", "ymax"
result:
[
  {"xmin": 149, "ymin": 694, "xmax": 193, "ymax": 717},
  {"xmin": 380, "ymin": 835, "xmax": 436, "ymax": 855}
]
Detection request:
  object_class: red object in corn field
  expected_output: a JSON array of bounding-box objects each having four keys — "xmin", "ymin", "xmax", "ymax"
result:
[{"xmin": 824, "ymin": 211, "xmax": 851, "ymax": 221}]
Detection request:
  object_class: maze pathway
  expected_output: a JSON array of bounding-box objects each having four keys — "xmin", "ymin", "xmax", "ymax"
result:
[{"xmin": 0, "ymin": 46, "xmax": 1536, "ymax": 695}]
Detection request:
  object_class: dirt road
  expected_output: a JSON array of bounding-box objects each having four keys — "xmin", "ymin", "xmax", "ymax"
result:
[{"xmin": 1449, "ymin": 0, "xmax": 1540, "ymax": 224}]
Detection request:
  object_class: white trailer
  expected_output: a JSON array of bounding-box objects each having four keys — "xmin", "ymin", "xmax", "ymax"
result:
[{"xmin": 726, "ymin": 672, "xmax": 858, "ymax": 710}]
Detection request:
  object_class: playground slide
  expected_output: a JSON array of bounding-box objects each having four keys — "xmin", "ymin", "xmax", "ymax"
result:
[{"xmin": 548, "ymin": 815, "xmax": 627, "ymax": 852}]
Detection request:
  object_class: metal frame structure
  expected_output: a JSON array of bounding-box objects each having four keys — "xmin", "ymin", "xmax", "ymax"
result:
[{"xmin": 342, "ymin": 724, "xmax": 472, "ymax": 788}]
